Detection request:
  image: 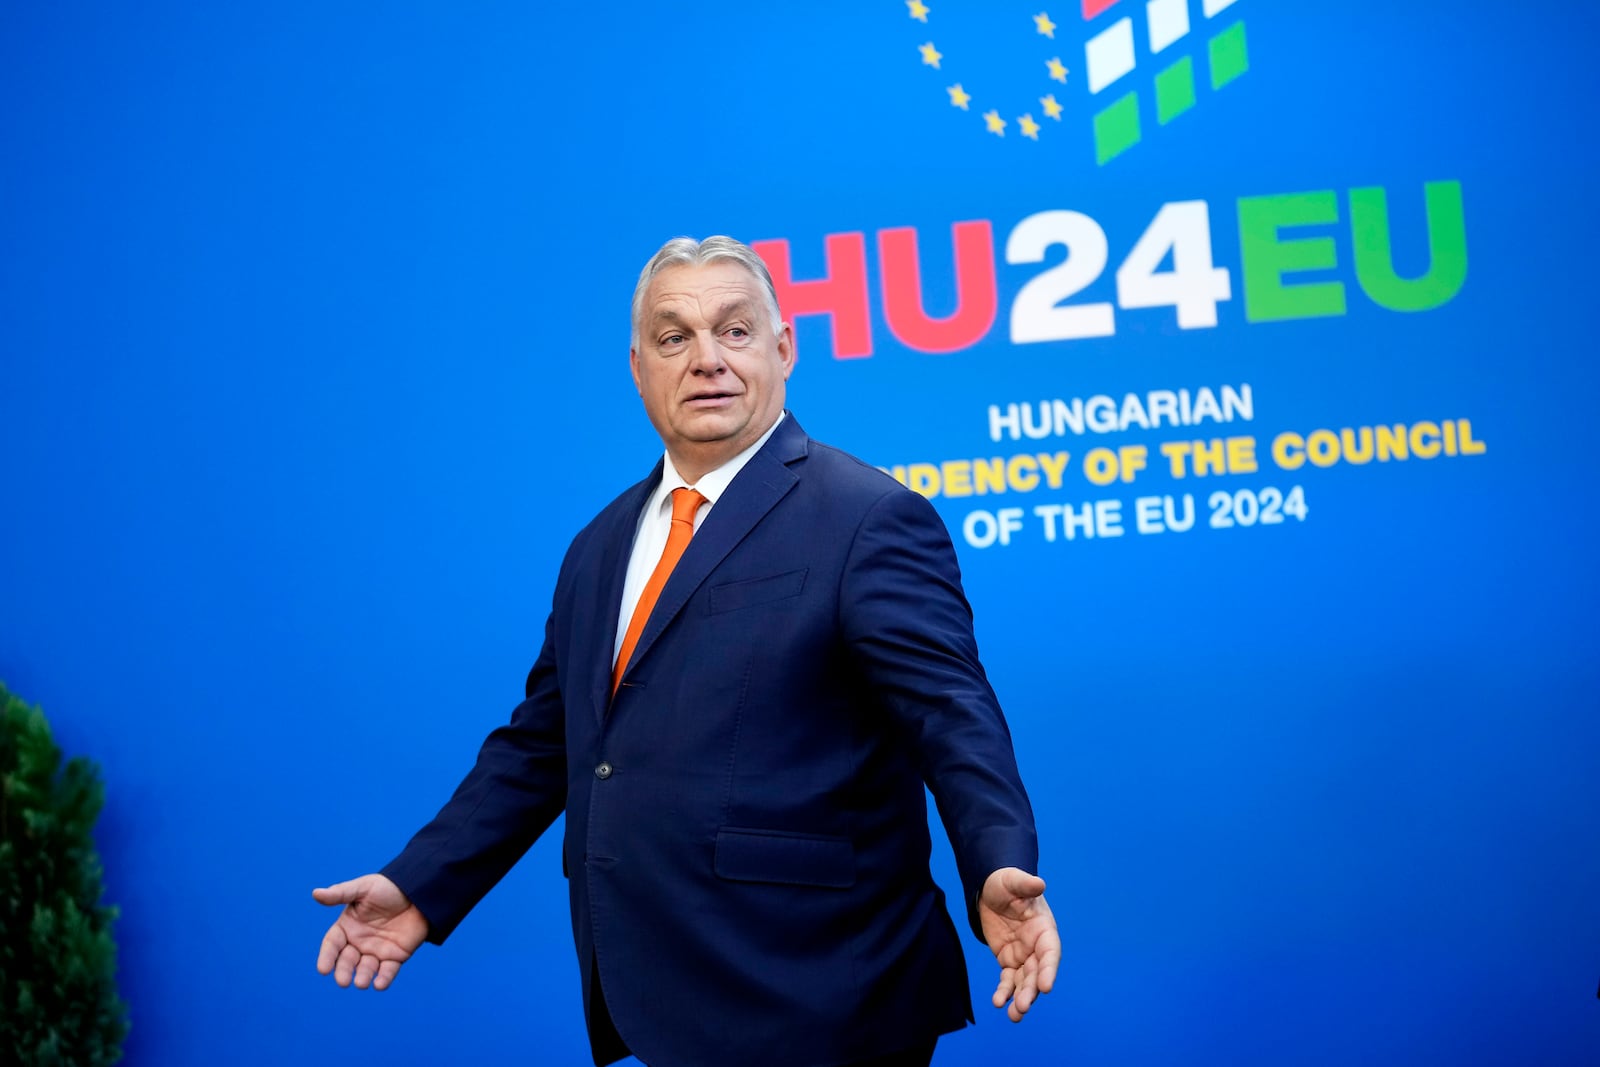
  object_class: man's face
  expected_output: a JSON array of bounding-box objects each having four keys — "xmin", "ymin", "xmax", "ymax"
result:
[{"xmin": 631, "ymin": 260, "xmax": 794, "ymax": 481}]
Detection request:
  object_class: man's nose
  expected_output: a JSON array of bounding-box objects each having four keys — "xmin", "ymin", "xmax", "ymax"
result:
[{"xmin": 688, "ymin": 331, "xmax": 727, "ymax": 373}]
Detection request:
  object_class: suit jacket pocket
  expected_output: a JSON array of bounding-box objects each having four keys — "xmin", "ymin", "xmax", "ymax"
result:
[
  {"xmin": 706, "ymin": 568, "xmax": 807, "ymax": 615},
  {"xmin": 713, "ymin": 827, "xmax": 855, "ymax": 888}
]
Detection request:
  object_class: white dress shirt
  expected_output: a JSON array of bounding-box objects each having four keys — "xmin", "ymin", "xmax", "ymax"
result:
[{"xmin": 612, "ymin": 412, "xmax": 787, "ymax": 666}]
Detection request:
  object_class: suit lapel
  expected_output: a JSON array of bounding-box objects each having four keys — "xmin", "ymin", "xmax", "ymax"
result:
[
  {"xmin": 588, "ymin": 461, "xmax": 663, "ymax": 722},
  {"xmin": 614, "ymin": 415, "xmax": 809, "ymax": 695}
]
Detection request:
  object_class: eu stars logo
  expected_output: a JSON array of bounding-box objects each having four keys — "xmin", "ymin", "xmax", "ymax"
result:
[{"xmin": 902, "ymin": 0, "xmax": 1252, "ymax": 164}]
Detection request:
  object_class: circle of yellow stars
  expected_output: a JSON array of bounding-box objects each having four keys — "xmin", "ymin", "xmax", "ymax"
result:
[{"xmin": 909, "ymin": 3, "xmax": 1069, "ymax": 140}]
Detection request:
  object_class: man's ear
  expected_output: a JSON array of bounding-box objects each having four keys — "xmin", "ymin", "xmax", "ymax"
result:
[
  {"xmin": 777, "ymin": 322, "xmax": 796, "ymax": 380},
  {"xmin": 629, "ymin": 346, "xmax": 643, "ymax": 395}
]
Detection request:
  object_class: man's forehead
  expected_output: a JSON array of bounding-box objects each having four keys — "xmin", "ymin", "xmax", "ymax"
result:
[{"xmin": 646, "ymin": 263, "xmax": 763, "ymax": 313}]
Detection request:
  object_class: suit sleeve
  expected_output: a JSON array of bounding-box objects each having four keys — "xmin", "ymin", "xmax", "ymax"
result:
[
  {"xmin": 379, "ymin": 611, "xmax": 568, "ymax": 944},
  {"xmin": 838, "ymin": 486, "xmax": 1041, "ymax": 941}
]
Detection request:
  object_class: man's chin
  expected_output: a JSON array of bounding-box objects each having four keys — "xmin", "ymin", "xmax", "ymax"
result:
[{"xmin": 675, "ymin": 413, "xmax": 747, "ymax": 443}]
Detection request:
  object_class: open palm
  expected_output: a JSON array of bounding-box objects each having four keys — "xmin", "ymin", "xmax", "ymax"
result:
[
  {"xmin": 313, "ymin": 873, "xmax": 429, "ymax": 990},
  {"xmin": 978, "ymin": 866, "xmax": 1060, "ymax": 1023}
]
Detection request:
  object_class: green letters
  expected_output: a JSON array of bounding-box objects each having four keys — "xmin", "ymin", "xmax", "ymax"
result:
[
  {"xmin": 1237, "ymin": 191, "xmax": 1347, "ymax": 323},
  {"xmin": 1350, "ymin": 181, "xmax": 1468, "ymax": 311}
]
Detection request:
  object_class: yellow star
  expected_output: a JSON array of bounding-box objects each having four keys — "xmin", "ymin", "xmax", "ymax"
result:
[
  {"xmin": 1019, "ymin": 114, "xmax": 1041, "ymax": 140},
  {"xmin": 919, "ymin": 41, "xmax": 943, "ymax": 69},
  {"xmin": 1040, "ymin": 93, "xmax": 1063, "ymax": 120},
  {"xmin": 1034, "ymin": 12, "xmax": 1057, "ymax": 38},
  {"xmin": 983, "ymin": 109, "xmax": 1006, "ymax": 136},
  {"xmin": 1046, "ymin": 57, "xmax": 1068, "ymax": 83},
  {"xmin": 907, "ymin": 0, "xmax": 930, "ymax": 22},
  {"xmin": 947, "ymin": 83, "xmax": 972, "ymax": 110}
]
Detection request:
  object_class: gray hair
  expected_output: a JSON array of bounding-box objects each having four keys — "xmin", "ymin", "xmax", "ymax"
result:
[{"xmin": 630, "ymin": 235, "xmax": 784, "ymax": 349}]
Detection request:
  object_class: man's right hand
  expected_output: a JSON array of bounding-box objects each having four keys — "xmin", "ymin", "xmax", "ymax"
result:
[{"xmin": 313, "ymin": 873, "xmax": 429, "ymax": 990}]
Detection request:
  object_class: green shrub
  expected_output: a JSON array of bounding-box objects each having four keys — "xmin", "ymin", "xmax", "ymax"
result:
[{"xmin": 1, "ymin": 682, "xmax": 129, "ymax": 1066}]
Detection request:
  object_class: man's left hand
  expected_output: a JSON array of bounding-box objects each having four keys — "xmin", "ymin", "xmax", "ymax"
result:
[{"xmin": 978, "ymin": 866, "xmax": 1060, "ymax": 1022}]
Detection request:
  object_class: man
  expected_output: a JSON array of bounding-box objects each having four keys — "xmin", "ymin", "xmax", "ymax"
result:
[{"xmin": 314, "ymin": 236, "xmax": 1059, "ymax": 1067}]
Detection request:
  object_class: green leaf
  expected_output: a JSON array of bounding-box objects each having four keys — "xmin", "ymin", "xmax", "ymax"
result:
[{"xmin": 0, "ymin": 682, "xmax": 128, "ymax": 1066}]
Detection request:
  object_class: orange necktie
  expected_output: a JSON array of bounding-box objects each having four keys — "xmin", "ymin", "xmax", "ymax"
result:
[{"xmin": 612, "ymin": 487, "xmax": 707, "ymax": 694}]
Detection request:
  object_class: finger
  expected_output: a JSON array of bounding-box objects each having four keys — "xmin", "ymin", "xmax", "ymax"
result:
[
  {"xmin": 1013, "ymin": 961, "xmax": 1039, "ymax": 1016},
  {"xmin": 334, "ymin": 943, "xmax": 361, "ymax": 988},
  {"xmin": 992, "ymin": 966, "xmax": 1016, "ymax": 1009},
  {"xmin": 354, "ymin": 953, "xmax": 378, "ymax": 990},
  {"xmin": 1010, "ymin": 962, "xmax": 1034, "ymax": 1016},
  {"xmin": 374, "ymin": 959, "xmax": 402, "ymax": 991},
  {"xmin": 312, "ymin": 878, "xmax": 364, "ymax": 906},
  {"xmin": 1037, "ymin": 931, "xmax": 1062, "ymax": 994},
  {"xmin": 316, "ymin": 923, "xmax": 347, "ymax": 976}
]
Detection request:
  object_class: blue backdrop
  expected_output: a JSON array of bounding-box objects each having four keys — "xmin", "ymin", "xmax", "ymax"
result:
[{"xmin": 3, "ymin": 2, "xmax": 1597, "ymax": 1064}]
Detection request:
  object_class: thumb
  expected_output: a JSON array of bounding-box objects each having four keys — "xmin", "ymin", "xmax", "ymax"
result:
[
  {"xmin": 312, "ymin": 877, "xmax": 368, "ymax": 906},
  {"xmin": 1001, "ymin": 868, "xmax": 1046, "ymax": 899}
]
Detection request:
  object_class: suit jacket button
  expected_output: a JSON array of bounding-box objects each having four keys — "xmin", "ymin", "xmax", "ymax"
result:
[{"xmin": 595, "ymin": 761, "xmax": 614, "ymax": 780}]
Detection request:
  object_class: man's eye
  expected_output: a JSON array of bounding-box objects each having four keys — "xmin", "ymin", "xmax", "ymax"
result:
[
  {"xmin": 661, "ymin": 333, "xmax": 685, "ymax": 346},
  {"xmin": 726, "ymin": 327, "xmax": 748, "ymax": 338}
]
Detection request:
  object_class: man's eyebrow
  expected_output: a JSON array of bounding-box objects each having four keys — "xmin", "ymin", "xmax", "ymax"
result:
[
  {"xmin": 648, "ymin": 299, "xmax": 758, "ymax": 329},
  {"xmin": 711, "ymin": 298, "xmax": 756, "ymax": 323}
]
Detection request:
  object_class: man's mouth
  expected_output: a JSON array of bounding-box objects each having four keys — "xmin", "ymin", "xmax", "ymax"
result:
[{"xmin": 684, "ymin": 391, "xmax": 738, "ymax": 406}]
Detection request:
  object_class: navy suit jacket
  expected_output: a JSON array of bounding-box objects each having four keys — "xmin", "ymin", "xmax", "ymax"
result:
[{"xmin": 382, "ymin": 414, "xmax": 1039, "ymax": 1067}]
